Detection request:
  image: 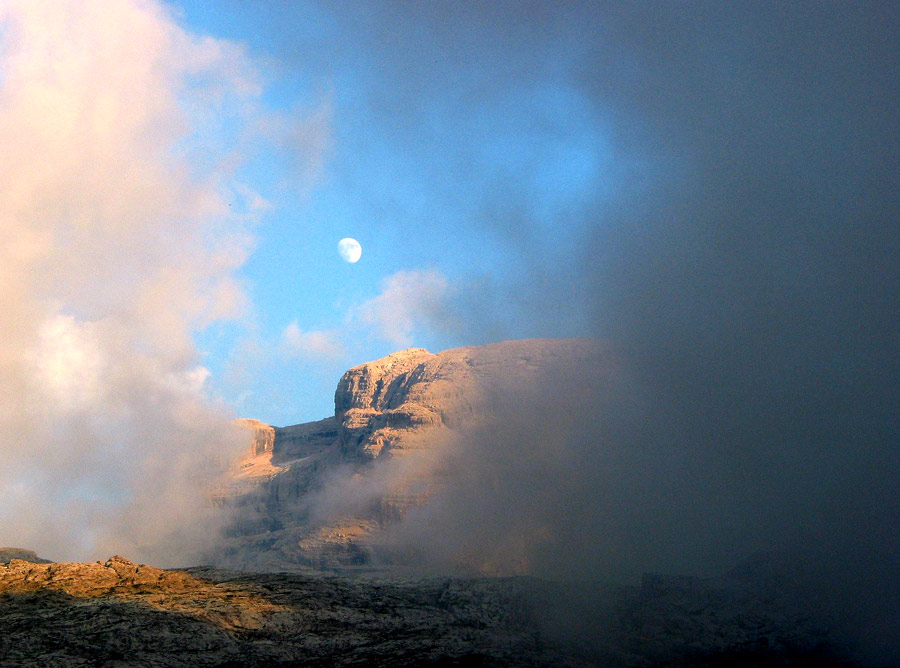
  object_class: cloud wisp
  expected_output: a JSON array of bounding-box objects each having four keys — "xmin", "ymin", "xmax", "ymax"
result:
[
  {"xmin": 0, "ymin": 0, "xmax": 311, "ymax": 565},
  {"xmin": 281, "ymin": 322, "xmax": 344, "ymax": 360},
  {"xmin": 354, "ymin": 269, "xmax": 455, "ymax": 347}
]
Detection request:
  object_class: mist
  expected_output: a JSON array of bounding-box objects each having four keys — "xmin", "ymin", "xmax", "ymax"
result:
[
  {"xmin": 292, "ymin": 2, "xmax": 900, "ymax": 662},
  {"xmin": 0, "ymin": 0, "xmax": 279, "ymax": 565}
]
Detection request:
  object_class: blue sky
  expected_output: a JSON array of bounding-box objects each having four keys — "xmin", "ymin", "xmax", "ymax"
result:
[
  {"xmin": 168, "ymin": 1, "xmax": 609, "ymax": 425},
  {"xmin": 158, "ymin": 2, "xmax": 899, "ymax": 438}
]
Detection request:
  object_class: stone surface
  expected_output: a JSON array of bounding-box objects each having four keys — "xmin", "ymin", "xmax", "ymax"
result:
[
  {"xmin": 0, "ymin": 553, "xmax": 858, "ymax": 667},
  {"xmin": 0, "ymin": 556, "xmax": 282, "ymax": 631},
  {"xmin": 333, "ymin": 338, "xmax": 602, "ymax": 460},
  {"xmin": 235, "ymin": 418, "xmax": 276, "ymax": 457}
]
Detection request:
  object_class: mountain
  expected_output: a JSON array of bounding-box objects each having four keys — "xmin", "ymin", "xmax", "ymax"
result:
[
  {"xmin": 214, "ymin": 338, "xmax": 606, "ymax": 573},
  {"xmin": 0, "ymin": 340, "xmax": 869, "ymax": 666}
]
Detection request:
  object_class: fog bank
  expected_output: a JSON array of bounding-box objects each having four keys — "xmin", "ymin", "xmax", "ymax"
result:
[{"xmin": 0, "ymin": 0, "xmax": 272, "ymax": 565}]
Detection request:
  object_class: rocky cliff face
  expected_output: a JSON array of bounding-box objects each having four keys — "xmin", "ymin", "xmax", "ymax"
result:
[
  {"xmin": 332, "ymin": 338, "xmax": 601, "ymax": 460},
  {"xmin": 235, "ymin": 418, "xmax": 275, "ymax": 457},
  {"xmin": 334, "ymin": 347, "xmax": 441, "ymax": 459},
  {"xmin": 215, "ymin": 339, "xmax": 605, "ymax": 573}
]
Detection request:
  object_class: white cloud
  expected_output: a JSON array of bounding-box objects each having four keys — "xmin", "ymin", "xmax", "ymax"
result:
[
  {"xmin": 356, "ymin": 269, "xmax": 455, "ymax": 347},
  {"xmin": 281, "ymin": 322, "xmax": 345, "ymax": 360},
  {"xmin": 0, "ymin": 0, "xmax": 317, "ymax": 565},
  {"xmin": 30, "ymin": 315, "xmax": 105, "ymax": 413}
]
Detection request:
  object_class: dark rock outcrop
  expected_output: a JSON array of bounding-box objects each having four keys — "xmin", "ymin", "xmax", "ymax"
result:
[{"xmin": 0, "ymin": 548, "xmax": 51, "ymax": 564}]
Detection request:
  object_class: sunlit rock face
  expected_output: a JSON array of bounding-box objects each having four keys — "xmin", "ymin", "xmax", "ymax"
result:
[
  {"xmin": 334, "ymin": 339, "xmax": 601, "ymax": 460},
  {"xmin": 0, "ymin": 556, "xmax": 281, "ymax": 629},
  {"xmin": 0, "ymin": 557, "xmax": 594, "ymax": 667},
  {"xmin": 334, "ymin": 347, "xmax": 439, "ymax": 459},
  {"xmin": 0, "ymin": 548, "xmax": 858, "ymax": 667},
  {"xmin": 0, "ymin": 552, "xmax": 852, "ymax": 668},
  {"xmin": 217, "ymin": 338, "xmax": 604, "ymax": 573},
  {"xmin": 235, "ymin": 418, "xmax": 275, "ymax": 457}
]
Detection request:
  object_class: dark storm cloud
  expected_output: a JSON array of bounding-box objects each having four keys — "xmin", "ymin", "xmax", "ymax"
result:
[
  {"xmin": 583, "ymin": 1, "xmax": 900, "ymax": 553},
  {"xmin": 319, "ymin": 2, "xmax": 900, "ymax": 660},
  {"xmin": 223, "ymin": 1, "xmax": 898, "ymax": 660},
  {"xmin": 575, "ymin": 5, "xmax": 900, "ymax": 657}
]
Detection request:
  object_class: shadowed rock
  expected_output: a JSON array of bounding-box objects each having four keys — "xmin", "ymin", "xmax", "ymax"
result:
[
  {"xmin": 0, "ymin": 553, "xmax": 860, "ymax": 668},
  {"xmin": 0, "ymin": 548, "xmax": 51, "ymax": 564}
]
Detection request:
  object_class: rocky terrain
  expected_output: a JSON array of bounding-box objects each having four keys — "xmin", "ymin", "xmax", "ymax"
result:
[
  {"xmin": 0, "ymin": 552, "xmax": 859, "ymax": 667},
  {"xmin": 215, "ymin": 338, "xmax": 607, "ymax": 572}
]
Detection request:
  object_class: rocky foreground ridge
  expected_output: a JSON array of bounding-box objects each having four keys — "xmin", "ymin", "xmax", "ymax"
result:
[
  {"xmin": 0, "ymin": 554, "xmax": 543, "ymax": 667},
  {"xmin": 0, "ymin": 552, "xmax": 858, "ymax": 667}
]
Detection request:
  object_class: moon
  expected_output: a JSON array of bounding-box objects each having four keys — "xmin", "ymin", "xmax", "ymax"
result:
[{"xmin": 337, "ymin": 238, "xmax": 362, "ymax": 263}]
